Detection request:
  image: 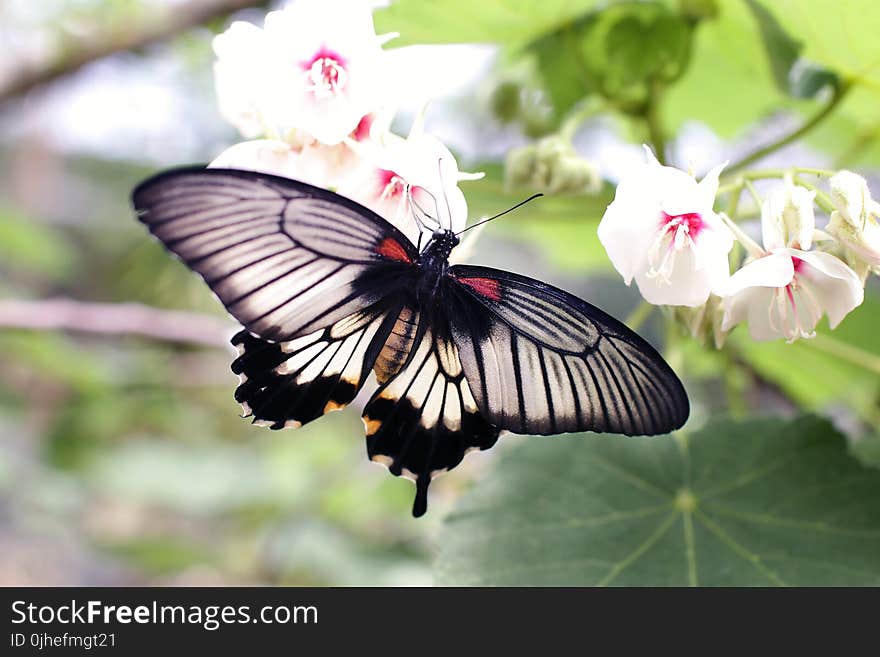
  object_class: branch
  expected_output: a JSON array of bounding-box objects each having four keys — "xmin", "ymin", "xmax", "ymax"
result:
[
  {"xmin": 725, "ymin": 81, "xmax": 852, "ymax": 174},
  {"xmin": 0, "ymin": 0, "xmax": 266, "ymax": 104},
  {"xmin": 0, "ymin": 298, "xmax": 236, "ymax": 348}
]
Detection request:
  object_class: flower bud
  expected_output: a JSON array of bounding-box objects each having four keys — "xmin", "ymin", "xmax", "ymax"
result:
[
  {"xmin": 827, "ymin": 171, "xmax": 880, "ymax": 277},
  {"xmin": 505, "ymin": 136, "xmax": 601, "ymax": 195},
  {"xmin": 829, "ymin": 171, "xmax": 873, "ymax": 227},
  {"xmin": 761, "ymin": 177, "xmax": 815, "ymax": 251},
  {"xmin": 675, "ymin": 295, "xmax": 728, "ymax": 348}
]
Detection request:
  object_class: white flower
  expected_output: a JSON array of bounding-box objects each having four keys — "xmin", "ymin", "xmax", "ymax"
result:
[
  {"xmin": 597, "ymin": 147, "xmax": 734, "ymax": 307},
  {"xmin": 826, "ymin": 170, "xmax": 880, "ymax": 276},
  {"xmin": 209, "ymin": 139, "xmax": 361, "ymax": 190},
  {"xmin": 213, "ymin": 21, "xmax": 270, "ymax": 139},
  {"xmin": 720, "ymin": 183, "xmax": 864, "ymax": 342},
  {"xmin": 338, "ymin": 128, "xmax": 474, "ymax": 244},
  {"xmin": 213, "ymin": 0, "xmax": 394, "ymax": 145},
  {"xmin": 208, "ymin": 114, "xmax": 380, "ymax": 191}
]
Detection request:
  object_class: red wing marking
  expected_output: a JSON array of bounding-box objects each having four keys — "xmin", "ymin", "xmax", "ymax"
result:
[
  {"xmin": 376, "ymin": 237, "xmax": 412, "ymax": 264},
  {"xmin": 454, "ymin": 276, "xmax": 502, "ymax": 301}
]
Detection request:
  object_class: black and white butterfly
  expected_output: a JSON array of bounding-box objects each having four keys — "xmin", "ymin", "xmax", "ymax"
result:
[{"xmin": 132, "ymin": 167, "xmax": 689, "ymax": 516}]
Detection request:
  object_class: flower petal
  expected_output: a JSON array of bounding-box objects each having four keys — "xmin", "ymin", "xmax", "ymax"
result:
[
  {"xmin": 209, "ymin": 139, "xmax": 303, "ymax": 177},
  {"xmin": 695, "ymin": 160, "xmax": 726, "ymax": 210},
  {"xmin": 787, "ymin": 249, "xmax": 864, "ymax": 328},
  {"xmin": 597, "ymin": 187, "xmax": 658, "ymax": 285},
  {"xmin": 760, "ymin": 189, "xmax": 787, "ymax": 251},
  {"xmin": 634, "ymin": 246, "xmax": 714, "ymax": 307},
  {"xmin": 829, "ymin": 170, "xmax": 871, "ymax": 227},
  {"xmin": 722, "ymin": 252, "xmax": 794, "ymax": 297}
]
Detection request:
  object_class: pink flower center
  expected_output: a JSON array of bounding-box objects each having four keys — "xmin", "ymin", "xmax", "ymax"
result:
[
  {"xmin": 784, "ymin": 256, "xmax": 807, "ymax": 306},
  {"xmin": 377, "ymin": 169, "xmax": 406, "ymax": 199},
  {"xmin": 353, "ymin": 114, "xmax": 373, "ymax": 142},
  {"xmin": 773, "ymin": 255, "xmax": 818, "ymax": 341},
  {"xmin": 302, "ymin": 47, "xmax": 348, "ymax": 98},
  {"xmin": 646, "ymin": 211, "xmax": 705, "ymax": 283},
  {"xmin": 661, "ymin": 211, "xmax": 704, "ymax": 239}
]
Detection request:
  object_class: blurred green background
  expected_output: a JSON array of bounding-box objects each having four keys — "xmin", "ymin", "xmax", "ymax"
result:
[{"xmin": 1, "ymin": 0, "xmax": 879, "ymax": 586}]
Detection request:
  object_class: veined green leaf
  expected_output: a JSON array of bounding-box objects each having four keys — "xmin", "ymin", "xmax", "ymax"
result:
[{"xmin": 436, "ymin": 416, "xmax": 880, "ymax": 585}]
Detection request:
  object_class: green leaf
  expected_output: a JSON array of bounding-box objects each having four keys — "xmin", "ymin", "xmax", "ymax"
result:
[
  {"xmin": 762, "ymin": 0, "xmax": 880, "ymax": 90},
  {"xmin": 435, "ymin": 416, "xmax": 880, "ymax": 585},
  {"xmin": 852, "ymin": 434, "xmax": 880, "ymax": 468},
  {"xmin": 374, "ymin": 0, "xmax": 600, "ymax": 48},
  {"xmin": 755, "ymin": 1, "xmax": 880, "ymax": 163},
  {"xmin": 743, "ymin": 0, "xmax": 802, "ymax": 94},
  {"xmin": 528, "ymin": 2, "xmax": 694, "ymax": 117},
  {"xmin": 665, "ymin": 0, "xmax": 786, "ymax": 136},
  {"xmin": 853, "ymin": 436, "xmax": 880, "ymax": 470},
  {"xmin": 789, "ymin": 61, "xmax": 840, "ymax": 99}
]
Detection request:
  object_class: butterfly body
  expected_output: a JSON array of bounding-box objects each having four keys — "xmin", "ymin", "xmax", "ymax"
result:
[
  {"xmin": 133, "ymin": 167, "xmax": 689, "ymax": 516},
  {"xmin": 416, "ymin": 229, "xmax": 458, "ymax": 273}
]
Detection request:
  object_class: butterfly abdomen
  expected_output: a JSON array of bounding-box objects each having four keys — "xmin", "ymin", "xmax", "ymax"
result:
[{"xmin": 374, "ymin": 307, "xmax": 418, "ymax": 384}]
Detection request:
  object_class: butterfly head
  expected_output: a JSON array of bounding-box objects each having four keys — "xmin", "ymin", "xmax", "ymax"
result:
[{"xmin": 423, "ymin": 229, "xmax": 460, "ymax": 261}]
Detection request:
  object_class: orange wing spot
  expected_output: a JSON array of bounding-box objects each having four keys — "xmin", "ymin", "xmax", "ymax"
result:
[
  {"xmin": 323, "ymin": 400, "xmax": 346, "ymax": 414},
  {"xmin": 455, "ymin": 276, "xmax": 502, "ymax": 301},
  {"xmin": 362, "ymin": 416, "xmax": 383, "ymax": 436},
  {"xmin": 376, "ymin": 237, "xmax": 412, "ymax": 263}
]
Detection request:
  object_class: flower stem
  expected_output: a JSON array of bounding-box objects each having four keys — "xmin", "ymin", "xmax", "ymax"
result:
[
  {"xmin": 792, "ymin": 175, "xmax": 836, "ymax": 214},
  {"xmin": 725, "ymin": 81, "xmax": 852, "ymax": 174},
  {"xmin": 808, "ymin": 333, "xmax": 880, "ymax": 376},
  {"xmin": 645, "ymin": 83, "xmax": 667, "ymax": 165},
  {"xmin": 625, "ymin": 300, "xmax": 655, "ymax": 332},
  {"xmin": 719, "ymin": 212, "xmax": 764, "ymax": 257},
  {"xmin": 743, "ymin": 179, "xmax": 763, "ymax": 207},
  {"xmin": 717, "ymin": 167, "xmax": 839, "ymax": 217}
]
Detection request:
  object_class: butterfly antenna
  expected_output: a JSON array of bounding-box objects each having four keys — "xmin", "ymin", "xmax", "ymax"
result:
[
  {"xmin": 456, "ymin": 193, "xmax": 543, "ymax": 236},
  {"xmin": 405, "ymin": 183, "xmax": 430, "ymax": 234},
  {"xmin": 410, "ymin": 186, "xmax": 442, "ymax": 231}
]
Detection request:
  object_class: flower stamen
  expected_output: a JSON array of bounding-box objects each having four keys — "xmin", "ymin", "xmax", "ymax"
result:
[
  {"xmin": 377, "ymin": 169, "xmax": 407, "ymax": 200},
  {"xmin": 303, "ymin": 47, "xmax": 348, "ymax": 98},
  {"xmin": 646, "ymin": 211, "xmax": 705, "ymax": 283}
]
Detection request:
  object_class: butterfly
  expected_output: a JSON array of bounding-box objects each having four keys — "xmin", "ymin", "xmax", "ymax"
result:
[{"xmin": 132, "ymin": 167, "xmax": 689, "ymax": 516}]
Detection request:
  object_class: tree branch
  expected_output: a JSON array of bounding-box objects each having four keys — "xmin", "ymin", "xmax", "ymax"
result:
[
  {"xmin": 0, "ymin": 0, "xmax": 266, "ymax": 104},
  {"xmin": 0, "ymin": 298, "xmax": 236, "ymax": 348}
]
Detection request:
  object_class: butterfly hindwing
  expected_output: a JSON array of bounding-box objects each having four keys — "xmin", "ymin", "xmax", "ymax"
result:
[
  {"xmin": 232, "ymin": 303, "xmax": 402, "ymax": 429},
  {"xmin": 362, "ymin": 315, "xmax": 500, "ymax": 517},
  {"xmin": 132, "ymin": 167, "xmax": 418, "ymax": 341},
  {"xmin": 446, "ymin": 265, "xmax": 689, "ymax": 437}
]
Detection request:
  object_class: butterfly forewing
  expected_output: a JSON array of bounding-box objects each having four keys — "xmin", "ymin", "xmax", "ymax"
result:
[
  {"xmin": 446, "ymin": 265, "xmax": 689, "ymax": 437},
  {"xmin": 132, "ymin": 167, "xmax": 418, "ymax": 341}
]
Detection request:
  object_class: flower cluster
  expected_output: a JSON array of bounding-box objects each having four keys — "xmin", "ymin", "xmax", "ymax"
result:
[
  {"xmin": 599, "ymin": 149, "xmax": 875, "ymax": 343},
  {"xmin": 209, "ymin": 0, "xmax": 476, "ymax": 244}
]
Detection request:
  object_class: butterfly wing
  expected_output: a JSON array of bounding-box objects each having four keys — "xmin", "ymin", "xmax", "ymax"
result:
[
  {"xmin": 232, "ymin": 301, "xmax": 404, "ymax": 429},
  {"xmin": 132, "ymin": 167, "xmax": 418, "ymax": 341},
  {"xmin": 446, "ymin": 265, "xmax": 689, "ymax": 436},
  {"xmin": 361, "ymin": 310, "xmax": 500, "ymax": 517}
]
